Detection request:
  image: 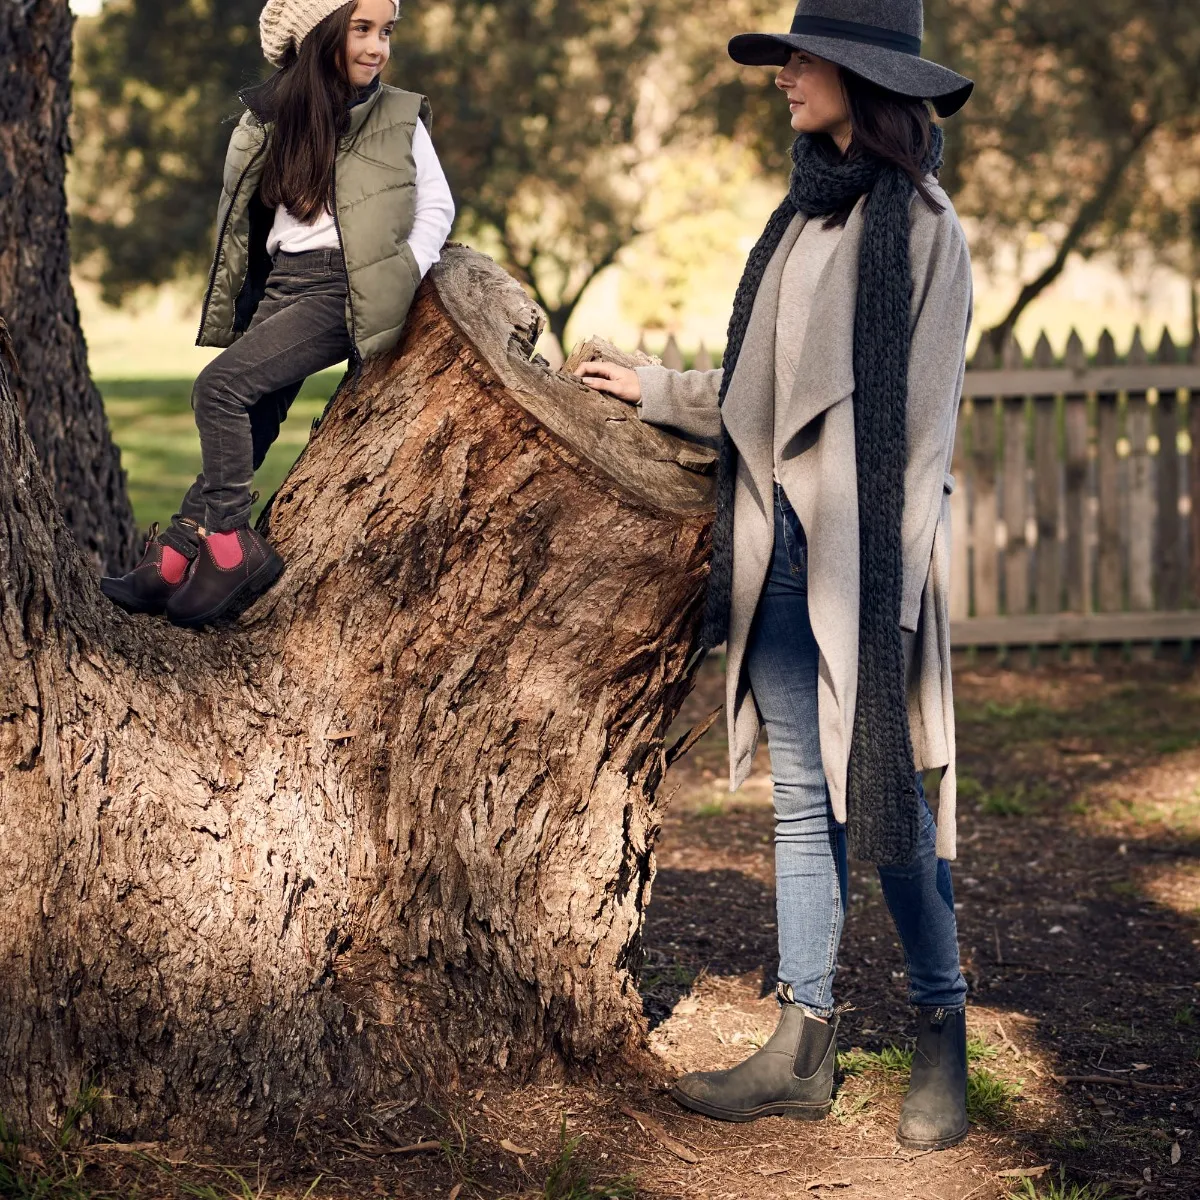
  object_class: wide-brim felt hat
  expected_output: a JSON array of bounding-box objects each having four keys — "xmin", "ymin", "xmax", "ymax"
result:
[{"xmin": 729, "ymin": 0, "xmax": 973, "ymax": 118}]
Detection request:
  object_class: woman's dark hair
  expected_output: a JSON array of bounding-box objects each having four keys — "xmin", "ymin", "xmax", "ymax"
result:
[
  {"xmin": 259, "ymin": 0, "xmax": 359, "ymax": 223},
  {"xmin": 822, "ymin": 69, "xmax": 944, "ymax": 228}
]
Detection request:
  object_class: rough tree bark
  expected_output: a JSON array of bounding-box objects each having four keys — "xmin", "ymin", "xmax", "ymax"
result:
[
  {"xmin": 0, "ymin": 0, "xmax": 137, "ymax": 572},
  {"xmin": 0, "ymin": 247, "xmax": 715, "ymax": 1140}
]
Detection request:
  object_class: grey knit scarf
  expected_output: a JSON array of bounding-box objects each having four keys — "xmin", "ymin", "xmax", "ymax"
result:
[{"xmin": 703, "ymin": 127, "xmax": 944, "ymax": 866}]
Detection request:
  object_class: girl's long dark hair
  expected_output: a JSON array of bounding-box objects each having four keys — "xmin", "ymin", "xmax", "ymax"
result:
[
  {"xmin": 259, "ymin": 0, "xmax": 358, "ymax": 223},
  {"xmin": 824, "ymin": 70, "xmax": 944, "ymax": 227}
]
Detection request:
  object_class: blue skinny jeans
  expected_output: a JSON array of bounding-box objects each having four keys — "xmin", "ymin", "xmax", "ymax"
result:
[{"xmin": 744, "ymin": 484, "xmax": 968, "ymax": 1017}]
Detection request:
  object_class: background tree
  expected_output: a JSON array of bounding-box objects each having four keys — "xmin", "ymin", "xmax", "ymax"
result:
[
  {"xmin": 71, "ymin": 0, "xmax": 781, "ymax": 345},
  {"xmin": 932, "ymin": 0, "xmax": 1200, "ymax": 352},
  {"xmin": 1, "ymin": 0, "xmax": 135, "ymax": 571}
]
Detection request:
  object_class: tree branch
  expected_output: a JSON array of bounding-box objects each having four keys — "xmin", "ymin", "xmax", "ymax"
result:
[{"xmin": 985, "ymin": 123, "xmax": 1158, "ymax": 354}]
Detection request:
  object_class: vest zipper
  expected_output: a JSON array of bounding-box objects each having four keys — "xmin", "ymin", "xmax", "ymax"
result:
[
  {"xmin": 329, "ymin": 161, "xmax": 361, "ymax": 372},
  {"xmin": 196, "ymin": 140, "xmax": 267, "ymax": 345}
]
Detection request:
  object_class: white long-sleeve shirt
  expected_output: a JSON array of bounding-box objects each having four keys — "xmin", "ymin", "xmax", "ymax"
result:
[{"xmin": 266, "ymin": 120, "xmax": 455, "ymax": 276}]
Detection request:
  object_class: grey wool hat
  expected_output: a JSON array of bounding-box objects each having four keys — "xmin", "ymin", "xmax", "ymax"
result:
[{"xmin": 729, "ymin": 0, "xmax": 973, "ymax": 118}]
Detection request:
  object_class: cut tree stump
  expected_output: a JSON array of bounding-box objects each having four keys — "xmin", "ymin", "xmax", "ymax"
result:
[{"xmin": 0, "ymin": 247, "xmax": 716, "ymax": 1139}]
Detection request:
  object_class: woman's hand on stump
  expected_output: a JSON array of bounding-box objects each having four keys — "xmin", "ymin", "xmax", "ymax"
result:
[{"xmin": 573, "ymin": 360, "xmax": 641, "ymax": 404}]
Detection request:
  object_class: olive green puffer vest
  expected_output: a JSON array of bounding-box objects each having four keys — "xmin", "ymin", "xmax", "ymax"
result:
[{"xmin": 197, "ymin": 80, "xmax": 431, "ymax": 364}]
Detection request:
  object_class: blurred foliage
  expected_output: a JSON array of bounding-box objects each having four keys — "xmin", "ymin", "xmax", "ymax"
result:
[
  {"xmin": 70, "ymin": 0, "xmax": 1200, "ymax": 343},
  {"xmin": 71, "ymin": 0, "xmax": 785, "ymax": 341}
]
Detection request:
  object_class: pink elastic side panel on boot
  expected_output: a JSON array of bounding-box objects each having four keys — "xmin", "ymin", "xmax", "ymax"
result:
[
  {"xmin": 207, "ymin": 530, "xmax": 245, "ymax": 570},
  {"xmin": 159, "ymin": 544, "xmax": 189, "ymax": 585}
]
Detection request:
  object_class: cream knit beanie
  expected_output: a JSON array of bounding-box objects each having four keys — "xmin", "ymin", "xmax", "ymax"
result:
[{"xmin": 259, "ymin": 0, "xmax": 397, "ymax": 67}]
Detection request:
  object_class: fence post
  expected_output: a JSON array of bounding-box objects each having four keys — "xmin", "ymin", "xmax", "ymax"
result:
[
  {"xmin": 1155, "ymin": 329, "xmax": 1185, "ymax": 611},
  {"xmin": 970, "ymin": 338, "xmax": 1001, "ymax": 622},
  {"xmin": 661, "ymin": 334, "xmax": 684, "ymax": 371},
  {"xmin": 1095, "ymin": 330, "xmax": 1123, "ymax": 616},
  {"xmin": 1032, "ymin": 332, "xmax": 1063, "ymax": 617},
  {"xmin": 950, "ymin": 408, "xmax": 970, "ymax": 623},
  {"xmin": 1126, "ymin": 328, "xmax": 1156, "ymax": 622},
  {"xmin": 1000, "ymin": 334, "xmax": 1030, "ymax": 618},
  {"xmin": 694, "ymin": 342, "xmax": 713, "ymax": 372},
  {"xmin": 1063, "ymin": 330, "xmax": 1091, "ymax": 617},
  {"xmin": 1191, "ymin": 332, "xmax": 1200, "ymax": 606}
]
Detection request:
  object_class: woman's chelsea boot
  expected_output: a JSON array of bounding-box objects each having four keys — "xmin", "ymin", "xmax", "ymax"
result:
[
  {"xmin": 897, "ymin": 1006, "xmax": 969, "ymax": 1150},
  {"xmin": 670, "ymin": 1004, "xmax": 837, "ymax": 1122}
]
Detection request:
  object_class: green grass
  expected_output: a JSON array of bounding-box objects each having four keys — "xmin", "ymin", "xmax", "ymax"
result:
[
  {"xmin": 1173, "ymin": 1004, "xmax": 1195, "ymax": 1027},
  {"xmin": 0, "ymin": 1087, "xmax": 105, "ymax": 1199},
  {"xmin": 101, "ymin": 371, "xmax": 344, "ymax": 533},
  {"xmin": 966, "ymin": 1066, "xmax": 1021, "ymax": 1124},
  {"xmin": 838, "ymin": 1039, "xmax": 1018, "ymax": 1126},
  {"xmin": 1006, "ymin": 1168, "xmax": 1110, "ymax": 1200},
  {"xmin": 541, "ymin": 1118, "xmax": 636, "ymax": 1200}
]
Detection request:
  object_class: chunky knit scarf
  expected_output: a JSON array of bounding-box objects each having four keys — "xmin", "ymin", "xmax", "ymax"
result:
[{"xmin": 703, "ymin": 127, "xmax": 944, "ymax": 866}]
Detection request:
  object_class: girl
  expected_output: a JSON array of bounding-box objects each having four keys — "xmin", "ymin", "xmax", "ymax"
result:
[
  {"xmin": 577, "ymin": 0, "xmax": 974, "ymax": 1152},
  {"xmin": 102, "ymin": 0, "xmax": 454, "ymax": 628}
]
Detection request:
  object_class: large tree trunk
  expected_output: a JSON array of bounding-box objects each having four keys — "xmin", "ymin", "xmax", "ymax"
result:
[
  {"xmin": 0, "ymin": 0, "xmax": 137, "ymax": 572},
  {"xmin": 0, "ymin": 247, "xmax": 715, "ymax": 1139}
]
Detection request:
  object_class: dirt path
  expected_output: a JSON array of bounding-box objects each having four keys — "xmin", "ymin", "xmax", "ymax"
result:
[{"xmin": 13, "ymin": 659, "xmax": 1200, "ymax": 1199}]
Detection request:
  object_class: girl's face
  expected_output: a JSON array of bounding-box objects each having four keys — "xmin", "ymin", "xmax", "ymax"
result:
[
  {"xmin": 776, "ymin": 51, "xmax": 852, "ymax": 151},
  {"xmin": 344, "ymin": 0, "xmax": 396, "ymax": 88}
]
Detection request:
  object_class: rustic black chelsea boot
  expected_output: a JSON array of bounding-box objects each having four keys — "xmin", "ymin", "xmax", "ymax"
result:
[
  {"xmin": 670, "ymin": 1003, "xmax": 837, "ymax": 1122},
  {"xmin": 897, "ymin": 1006, "xmax": 969, "ymax": 1150}
]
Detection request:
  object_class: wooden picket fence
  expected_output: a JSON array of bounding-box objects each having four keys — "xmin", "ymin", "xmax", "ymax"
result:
[{"xmin": 641, "ymin": 327, "xmax": 1200, "ymax": 650}]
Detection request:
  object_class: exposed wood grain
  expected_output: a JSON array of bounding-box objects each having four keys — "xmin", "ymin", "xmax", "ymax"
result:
[{"xmin": 0, "ymin": 247, "xmax": 714, "ymax": 1140}]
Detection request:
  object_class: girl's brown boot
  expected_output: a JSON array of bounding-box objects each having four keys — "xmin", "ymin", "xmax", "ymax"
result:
[{"xmin": 100, "ymin": 523, "xmax": 193, "ymax": 615}]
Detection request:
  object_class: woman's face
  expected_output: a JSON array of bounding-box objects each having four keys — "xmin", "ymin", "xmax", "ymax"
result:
[
  {"xmin": 344, "ymin": 0, "xmax": 395, "ymax": 88},
  {"xmin": 776, "ymin": 50, "xmax": 852, "ymax": 150}
]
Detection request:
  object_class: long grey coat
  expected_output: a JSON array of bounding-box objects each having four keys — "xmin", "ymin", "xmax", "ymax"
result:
[{"xmin": 636, "ymin": 180, "xmax": 972, "ymax": 859}]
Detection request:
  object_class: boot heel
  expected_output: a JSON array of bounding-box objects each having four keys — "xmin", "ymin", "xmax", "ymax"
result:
[{"xmin": 784, "ymin": 1101, "xmax": 831, "ymax": 1121}]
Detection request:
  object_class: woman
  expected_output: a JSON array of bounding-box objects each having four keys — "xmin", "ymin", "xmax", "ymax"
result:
[
  {"xmin": 102, "ymin": 0, "xmax": 454, "ymax": 629},
  {"xmin": 576, "ymin": 0, "xmax": 974, "ymax": 1151}
]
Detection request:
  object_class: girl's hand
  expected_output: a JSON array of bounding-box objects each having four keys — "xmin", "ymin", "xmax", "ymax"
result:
[{"xmin": 572, "ymin": 360, "xmax": 641, "ymax": 404}]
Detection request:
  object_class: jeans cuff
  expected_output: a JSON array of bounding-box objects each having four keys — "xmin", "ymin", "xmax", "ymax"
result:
[
  {"xmin": 161, "ymin": 523, "xmax": 201, "ymax": 560},
  {"xmin": 776, "ymin": 982, "xmax": 834, "ymax": 1019}
]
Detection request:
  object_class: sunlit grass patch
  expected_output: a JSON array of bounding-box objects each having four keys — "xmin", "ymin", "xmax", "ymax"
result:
[
  {"xmin": 1006, "ymin": 1167, "xmax": 1110, "ymax": 1200},
  {"xmin": 967, "ymin": 1065, "xmax": 1021, "ymax": 1124},
  {"xmin": 542, "ymin": 1117, "xmax": 636, "ymax": 1200}
]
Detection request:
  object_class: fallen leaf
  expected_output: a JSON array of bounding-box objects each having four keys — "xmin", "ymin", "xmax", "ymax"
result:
[
  {"xmin": 1171, "ymin": 1142, "xmax": 1182, "ymax": 1165},
  {"xmin": 500, "ymin": 1138, "xmax": 533, "ymax": 1156},
  {"xmin": 1144, "ymin": 1167, "xmax": 1153, "ymax": 1182},
  {"xmin": 448, "ymin": 1187, "xmax": 462, "ymax": 1200},
  {"xmin": 997, "ymin": 1165, "xmax": 1051, "ymax": 1179},
  {"xmin": 619, "ymin": 1105, "xmax": 699, "ymax": 1164},
  {"xmin": 806, "ymin": 1180, "xmax": 851, "ymax": 1191}
]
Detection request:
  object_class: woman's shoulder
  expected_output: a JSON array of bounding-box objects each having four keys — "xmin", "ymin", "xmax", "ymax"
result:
[{"xmin": 909, "ymin": 174, "xmax": 970, "ymax": 275}]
